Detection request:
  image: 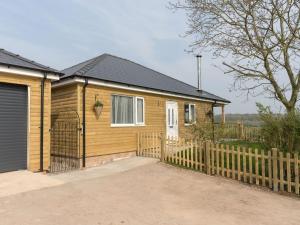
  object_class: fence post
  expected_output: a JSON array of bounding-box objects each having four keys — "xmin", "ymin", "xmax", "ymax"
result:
[
  {"xmin": 206, "ymin": 141, "xmax": 211, "ymax": 175},
  {"xmin": 287, "ymin": 153, "xmax": 291, "ymax": 193},
  {"xmin": 242, "ymin": 122, "xmax": 245, "ymax": 139},
  {"xmin": 237, "ymin": 122, "xmax": 244, "ymax": 139},
  {"xmin": 279, "ymin": 152, "xmax": 284, "ymax": 191},
  {"xmin": 199, "ymin": 141, "xmax": 203, "ymax": 172},
  {"xmin": 160, "ymin": 133, "xmax": 165, "ymax": 162},
  {"xmin": 237, "ymin": 122, "xmax": 241, "ymax": 139},
  {"xmin": 294, "ymin": 153, "xmax": 299, "ymax": 195},
  {"xmin": 272, "ymin": 148, "xmax": 278, "ymax": 192},
  {"xmin": 268, "ymin": 150, "xmax": 272, "ymax": 189}
]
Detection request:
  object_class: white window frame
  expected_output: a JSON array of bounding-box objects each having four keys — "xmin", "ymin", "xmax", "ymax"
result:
[
  {"xmin": 184, "ymin": 103, "xmax": 196, "ymax": 125},
  {"xmin": 111, "ymin": 94, "xmax": 145, "ymax": 127},
  {"xmin": 135, "ymin": 97, "xmax": 145, "ymax": 126},
  {"xmin": 111, "ymin": 94, "xmax": 134, "ymax": 126}
]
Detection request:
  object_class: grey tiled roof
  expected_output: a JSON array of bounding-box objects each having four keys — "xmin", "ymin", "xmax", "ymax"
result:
[
  {"xmin": 61, "ymin": 54, "xmax": 230, "ymax": 103},
  {"xmin": 0, "ymin": 49, "xmax": 60, "ymax": 74}
]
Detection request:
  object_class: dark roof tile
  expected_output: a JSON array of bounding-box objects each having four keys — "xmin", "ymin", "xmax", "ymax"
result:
[
  {"xmin": 0, "ymin": 49, "xmax": 60, "ymax": 74},
  {"xmin": 61, "ymin": 54, "xmax": 230, "ymax": 103}
]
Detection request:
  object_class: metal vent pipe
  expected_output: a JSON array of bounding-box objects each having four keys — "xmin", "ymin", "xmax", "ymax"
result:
[{"xmin": 196, "ymin": 55, "xmax": 202, "ymax": 91}]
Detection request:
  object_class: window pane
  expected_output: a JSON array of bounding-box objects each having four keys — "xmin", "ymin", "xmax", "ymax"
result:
[
  {"xmin": 190, "ymin": 105, "xmax": 195, "ymax": 122},
  {"xmin": 136, "ymin": 98, "xmax": 144, "ymax": 123},
  {"xmin": 184, "ymin": 104, "xmax": 189, "ymax": 123},
  {"xmin": 172, "ymin": 109, "xmax": 174, "ymax": 126},
  {"xmin": 112, "ymin": 95, "xmax": 134, "ymax": 124},
  {"xmin": 168, "ymin": 109, "xmax": 170, "ymax": 126}
]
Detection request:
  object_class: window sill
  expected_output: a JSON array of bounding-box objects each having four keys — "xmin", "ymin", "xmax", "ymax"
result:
[
  {"xmin": 135, "ymin": 124, "xmax": 145, "ymax": 127},
  {"xmin": 111, "ymin": 124, "xmax": 146, "ymax": 128},
  {"xmin": 184, "ymin": 123, "xmax": 196, "ymax": 126}
]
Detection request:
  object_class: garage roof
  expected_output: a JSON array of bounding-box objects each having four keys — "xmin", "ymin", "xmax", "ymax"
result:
[
  {"xmin": 0, "ymin": 49, "xmax": 61, "ymax": 74},
  {"xmin": 61, "ymin": 54, "xmax": 230, "ymax": 103}
]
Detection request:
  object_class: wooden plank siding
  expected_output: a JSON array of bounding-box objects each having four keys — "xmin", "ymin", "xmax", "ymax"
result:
[
  {"xmin": 0, "ymin": 72, "xmax": 52, "ymax": 172},
  {"xmin": 52, "ymin": 83, "xmax": 213, "ymax": 161},
  {"xmin": 51, "ymin": 85, "xmax": 78, "ymax": 113}
]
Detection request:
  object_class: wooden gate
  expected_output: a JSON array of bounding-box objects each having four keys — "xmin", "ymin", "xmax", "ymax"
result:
[
  {"xmin": 50, "ymin": 111, "xmax": 81, "ymax": 173},
  {"xmin": 137, "ymin": 132, "xmax": 163, "ymax": 159}
]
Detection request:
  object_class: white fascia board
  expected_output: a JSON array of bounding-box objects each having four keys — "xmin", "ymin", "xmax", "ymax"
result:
[
  {"xmin": 215, "ymin": 101, "xmax": 229, "ymax": 105},
  {"xmin": 0, "ymin": 65, "xmax": 60, "ymax": 81},
  {"xmin": 52, "ymin": 77, "xmax": 229, "ymax": 104}
]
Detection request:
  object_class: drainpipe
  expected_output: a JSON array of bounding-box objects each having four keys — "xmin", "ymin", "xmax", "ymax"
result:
[
  {"xmin": 212, "ymin": 101, "xmax": 216, "ymax": 143},
  {"xmin": 212, "ymin": 101, "xmax": 216, "ymax": 124},
  {"xmin": 82, "ymin": 78, "xmax": 88, "ymax": 167},
  {"xmin": 40, "ymin": 73, "xmax": 47, "ymax": 172}
]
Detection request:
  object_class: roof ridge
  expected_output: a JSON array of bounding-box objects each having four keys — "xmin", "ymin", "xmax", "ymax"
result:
[
  {"xmin": 0, "ymin": 48, "xmax": 53, "ymax": 70},
  {"xmin": 104, "ymin": 53, "xmax": 200, "ymax": 90},
  {"xmin": 76, "ymin": 54, "xmax": 107, "ymax": 76},
  {"xmin": 61, "ymin": 56, "xmax": 97, "ymax": 73}
]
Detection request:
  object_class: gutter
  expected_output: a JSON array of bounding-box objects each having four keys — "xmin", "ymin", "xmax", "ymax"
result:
[
  {"xmin": 40, "ymin": 73, "xmax": 47, "ymax": 172},
  {"xmin": 0, "ymin": 64, "xmax": 60, "ymax": 80},
  {"xmin": 52, "ymin": 77, "xmax": 230, "ymax": 105},
  {"xmin": 82, "ymin": 78, "xmax": 88, "ymax": 167},
  {"xmin": 0, "ymin": 62, "xmax": 63, "ymax": 76}
]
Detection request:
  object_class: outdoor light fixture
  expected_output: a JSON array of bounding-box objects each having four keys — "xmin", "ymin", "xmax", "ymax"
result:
[
  {"xmin": 94, "ymin": 94, "xmax": 103, "ymax": 118},
  {"xmin": 206, "ymin": 110, "xmax": 213, "ymax": 118}
]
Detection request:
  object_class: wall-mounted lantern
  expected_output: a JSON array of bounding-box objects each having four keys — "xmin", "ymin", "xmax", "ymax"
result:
[
  {"xmin": 206, "ymin": 110, "xmax": 213, "ymax": 119},
  {"xmin": 94, "ymin": 94, "xmax": 103, "ymax": 119}
]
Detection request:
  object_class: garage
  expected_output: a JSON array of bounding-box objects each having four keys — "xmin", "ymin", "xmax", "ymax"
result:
[
  {"xmin": 0, "ymin": 48, "xmax": 60, "ymax": 172},
  {"xmin": 0, "ymin": 83, "xmax": 28, "ymax": 172}
]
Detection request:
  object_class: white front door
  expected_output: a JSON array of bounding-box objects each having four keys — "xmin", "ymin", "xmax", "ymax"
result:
[{"xmin": 166, "ymin": 101, "xmax": 178, "ymax": 139}]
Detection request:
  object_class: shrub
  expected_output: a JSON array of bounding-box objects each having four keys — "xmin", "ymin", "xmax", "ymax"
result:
[
  {"xmin": 187, "ymin": 121, "xmax": 226, "ymax": 142},
  {"xmin": 188, "ymin": 122, "xmax": 213, "ymax": 141},
  {"xmin": 257, "ymin": 103, "xmax": 300, "ymax": 153}
]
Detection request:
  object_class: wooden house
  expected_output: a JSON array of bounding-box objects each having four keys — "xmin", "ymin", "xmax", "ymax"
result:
[{"xmin": 52, "ymin": 54, "xmax": 230, "ymax": 168}]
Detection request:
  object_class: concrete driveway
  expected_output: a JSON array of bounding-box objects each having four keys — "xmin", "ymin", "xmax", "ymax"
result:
[
  {"xmin": 0, "ymin": 158, "xmax": 300, "ymax": 225},
  {"xmin": 0, "ymin": 157, "xmax": 157, "ymax": 197}
]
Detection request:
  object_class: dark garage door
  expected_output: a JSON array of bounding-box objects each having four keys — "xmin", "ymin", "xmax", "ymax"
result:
[{"xmin": 0, "ymin": 83, "xmax": 27, "ymax": 172}]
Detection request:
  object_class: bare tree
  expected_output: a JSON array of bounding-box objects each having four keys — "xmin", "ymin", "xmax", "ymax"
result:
[{"xmin": 171, "ymin": 0, "xmax": 300, "ymax": 112}]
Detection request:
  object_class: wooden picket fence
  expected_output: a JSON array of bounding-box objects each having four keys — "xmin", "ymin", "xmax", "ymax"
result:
[
  {"xmin": 137, "ymin": 132, "xmax": 300, "ymax": 196},
  {"xmin": 137, "ymin": 132, "xmax": 163, "ymax": 159},
  {"xmin": 213, "ymin": 122, "xmax": 263, "ymax": 142}
]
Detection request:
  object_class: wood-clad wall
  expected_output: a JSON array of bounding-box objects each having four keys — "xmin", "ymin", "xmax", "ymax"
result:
[
  {"xmin": 51, "ymin": 84, "xmax": 78, "ymax": 113},
  {"xmin": 78, "ymin": 84, "xmax": 212, "ymax": 157},
  {"xmin": 52, "ymin": 83, "xmax": 213, "ymax": 159},
  {"xmin": 0, "ymin": 73, "xmax": 51, "ymax": 171}
]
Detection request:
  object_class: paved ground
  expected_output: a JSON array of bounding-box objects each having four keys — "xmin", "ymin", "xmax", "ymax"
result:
[
  {"xmin": 0, "ymin": 170, "xmax": 64, "ymax": 198},
  {"xmin": 0, "ymin": 157, "xmax": 157, "ymax": 197},
  {"xmin": 0, "ymin": 158, "xmax": 300, "ymax": 225}
]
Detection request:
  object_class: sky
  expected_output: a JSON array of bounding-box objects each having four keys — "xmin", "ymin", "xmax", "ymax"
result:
[{"xmin": 0, "ymin": 0, "xmax": 282, "ymax": 113}]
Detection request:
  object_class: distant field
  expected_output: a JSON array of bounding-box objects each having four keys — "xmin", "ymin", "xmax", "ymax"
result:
[{"xmin": 214, "ymin": 113, "xmax": 261, "ymax": 126}]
